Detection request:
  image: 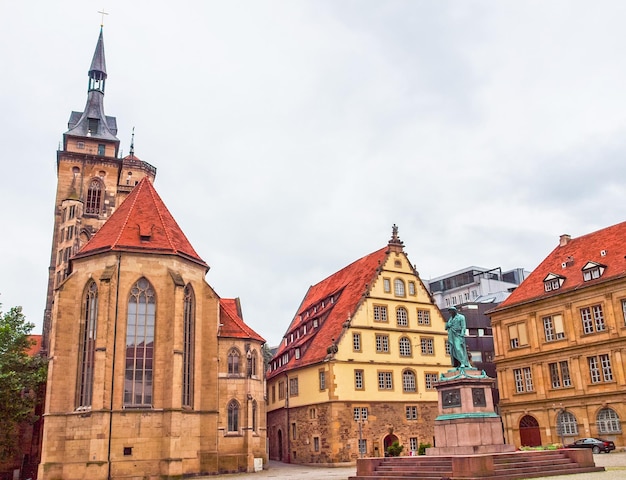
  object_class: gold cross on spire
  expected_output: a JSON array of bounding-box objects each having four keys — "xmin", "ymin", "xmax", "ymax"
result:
[{"xmin": 98, "ymin": 8, "xmax": 109, "ymax": 27}]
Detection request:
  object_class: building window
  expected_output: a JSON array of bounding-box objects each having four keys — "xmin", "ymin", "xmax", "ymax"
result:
[
  {"xmin": 295, "ymin": 348, "xmax": 300, "ymax": 359},
  {"xmin": 319, "ymin": 370, "xmax": 326, "ymax": 390},
  {"xmin": 314, "ymin": 437, "xmax": 320, "ymax": 452},
  {"xmin": 582, "ymin": 262, "xmax": 604, "ymax": 281},
  {"xmin": 85, "ymin": 178, "xmax": 104, "ymax": 215},
  {"xmin": 417, "ymin": 309, "xmax": 430, "ymax": 326},
  {"xmin": 252, "ymin": 400, "xmax": 258, "ymax": 433},
  {"xmin": 513, "ymin": 367, "xmax": 533, "ymax": 393},
  {"xmin": 124, "ymin": 277, "xmax": 155, "ymax": 407},
  {"xmin": 409, "ymin": 437, "xmax": 418, "ymax": 454},
  {"xmin": 77, "ymin": 280, "xmax": 98, "ymax": 409},
  {"xmin": 227, "ymin": 400, "xmax": 239, "ymax": 432},
  {"xmin": 544, "ymin": 278, "xmax": 561, "ymax": 292},
  {"xmin": 271, "ymin": 385, "xmax": 276, "ymax": 403},
  {"xmin": 383, "ymin": 278, "xmax": 391, "ymax": 293},
  {"xmin": 399, "ymin": 337, "xmax": 412, "ymax": 356},
  {"xmin": 376, "ymin": 334, "xmax": 389, "ymax": 353},
  {"xmin": 445, "ymin": 340, "xmax": 451, "ymax": 356},
  {"xmin": 68, "ymin": 205, "xmax": 76, "ymax": 219},
  {"xmin": 396, "ymin": 307, "xmax": 408, "ymax": 327},
  {"xmin": 402, "ymin": 370, "xmax": 416, "ymax": 392},
  {"xmin": 420, "ymin": 337, "xmax": 434, "ymax": 355},
  {"xmin": 581, "ymin": 305, "xmax": 605, "ymax": 334},
  {"xmin": 508, "ymin": 322, "xmax": 528, "ymax": 349},
  {"xmin": 408, "ymin": 281, "xmax": 416, "ymax": 295},
  {"xmin": 278, "ymin": 381, "xmax": 285, "ymax": 400},
  {"xmin": 310, "ymin": 408, "xmax": 317, "ymax": 419},
  {"xmin": 588, "ymin": 354, "xmax": 613, "ymax": 383},
  {"xmin": 353, "ymin": 332, "xmax": 361, "ymax": 351},
  {"xmin": 289, "ymin": 377, "xmax": 299, "ymax": 397},
  {"xmin": 549, "ymin": 361, "xmax": 572, "ymax": 389},
  {"xmin": 66, "ymin": 225, "xmax": 74, "ymax": 240},
  {"xmin": 354, "ymin": 369, "xmax": 364, "ymax": 389},
  {"xmin": 394, "ymin": 279, "xmax": 406, "ymax": 297},
  {"xmin": 353, "ymin": 407, "xmax": 368, "ymax": 421},
  {"xmin": 405, "ymin": 405, "xmax": 418, "ymax": 420},
  {"xmin": 374, "ymin": 305, "xmax": 388, "ymax": 322},
  {"xmin": 597, "ymin": 408, "xmax": 621, "ymax": 434},
  {"xmin": 292, "ymin": 422, "xmax": 297, "ymax": 440},
  {"xmin": 359, "ymin": 439, "xmax": 367, "ymax": 456},
  {"xmin": 182, "ymin": 285, "xmax": 195, "ymax": 408},
  {"xmin": 557, "ymin": 411, "xmax": 578, "ymax": 436},
  {"xmin": 543, "ymin": 314, "xmax": 565, "ymax": 342},
  {"xmin": 425, "ymin": 373, "xmax": 438, "ymax": 390},
  {"xmin": 228, "ymin": 348, "xmax": 240, "ymax": 375},
  {"xmin": 378, "ymin": 371, "xmax": 393, "ymax": 390},
  {"xmin": 622, "ymin": 299, "xmax": 626, "ymax": 326}
]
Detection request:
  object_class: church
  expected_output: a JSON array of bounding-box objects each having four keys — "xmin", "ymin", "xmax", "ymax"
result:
[{"xmin": 38, "ymin": 28, "xmax": 267, "ymax": 479}]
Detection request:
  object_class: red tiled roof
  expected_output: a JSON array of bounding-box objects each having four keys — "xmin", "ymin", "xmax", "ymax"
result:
[
  {"xmin": 494, "ymin": 220, "xmax": 626, "ymax": 311},
  {"xmin": 26, "ymin": 335, "xmax": 42, "ymax": 356},
  {"xmin": 267, "ymin": 246, "xmax": 389, "ymax": 379},
  {"xmin": 219, "ymin": 298, "xmax": 265, "ymax": 343},
  {"xmin": 75, "ymin": 177, "xmax": 207, "ymax": 268}
]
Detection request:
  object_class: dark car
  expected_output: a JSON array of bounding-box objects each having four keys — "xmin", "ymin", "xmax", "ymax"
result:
[{"xmin": 565, "ymin": 437, "xmax": 616, "ymax": 454}]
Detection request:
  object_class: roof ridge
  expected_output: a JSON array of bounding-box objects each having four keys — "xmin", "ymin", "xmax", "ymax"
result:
[{"xmin": 148, "ymin": 179, "xmax": 177, "ymax": 253}]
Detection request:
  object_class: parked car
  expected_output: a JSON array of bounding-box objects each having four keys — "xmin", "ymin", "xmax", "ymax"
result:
[{"xmin": 565, "ymin": 437, "xmax": 616, "ymax": 454}]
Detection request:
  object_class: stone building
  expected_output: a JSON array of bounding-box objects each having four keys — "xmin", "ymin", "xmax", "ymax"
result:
[
  {"xmin": 266, "ymin": 226, "xmax": 450, "ymax": 463},
  {"xmin": 38, "ymin": 28, "xmax": 266, "ymax": 479},
  {"xmin": 489, "ymin": 222, "xmax": 626, "ymax": 448}
]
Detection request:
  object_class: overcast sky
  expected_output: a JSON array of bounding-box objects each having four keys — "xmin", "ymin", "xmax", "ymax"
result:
[{"xmin": 1, "ymin": 1, "xmax": 626, "ymax": 346}]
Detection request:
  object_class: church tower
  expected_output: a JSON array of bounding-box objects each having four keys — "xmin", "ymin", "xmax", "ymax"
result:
[{"xmin": 43, "ymin": 28, "xmax": 157, "ymax": 353}]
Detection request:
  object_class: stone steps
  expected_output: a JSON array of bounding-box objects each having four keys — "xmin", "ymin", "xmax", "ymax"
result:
[{"xmin": 349, "ymin": 450, "xmax": 605, "ymax": 480}]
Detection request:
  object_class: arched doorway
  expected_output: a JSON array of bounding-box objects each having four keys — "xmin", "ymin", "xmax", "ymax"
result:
[
  {"xmin": 519, "ymin": 415, "xmax": 541, "ymax": 447},
  {"xmin": 277, "ymin": 429, "xmax": 283, "ymax": 461},
  {"xmin": 383, "ymin": 434, "xmax": 399, "ymax": 456}
]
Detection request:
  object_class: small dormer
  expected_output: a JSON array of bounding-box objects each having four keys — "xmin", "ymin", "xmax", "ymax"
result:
[
  {"xmin": 543, "ymin": 273, "xmax": 565, "ymax": 292},
  {"xmin": 581, "ymin": 261, "xmax": 606, "ymax": 282}
]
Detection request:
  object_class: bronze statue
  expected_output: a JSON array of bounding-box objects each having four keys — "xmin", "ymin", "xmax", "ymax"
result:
[{"xmin": 445, "ymin": 306, "xmax": 471, "ymax": 368}]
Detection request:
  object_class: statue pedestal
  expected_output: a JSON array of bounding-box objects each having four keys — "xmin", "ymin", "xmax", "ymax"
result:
[{"xmin": 427, "ymin": 368, "xmax": 515, "ymax": 455}]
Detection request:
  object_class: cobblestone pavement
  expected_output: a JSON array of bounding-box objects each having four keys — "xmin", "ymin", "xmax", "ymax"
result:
[{"xmin": 207, "ymin": 451, "xmax": 626, "ymax": 479}]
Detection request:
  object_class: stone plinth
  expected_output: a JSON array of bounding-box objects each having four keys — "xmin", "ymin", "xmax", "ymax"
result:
[{"xmin": 427, "ymin": 367, "xmax": 515, "ymax": 455}]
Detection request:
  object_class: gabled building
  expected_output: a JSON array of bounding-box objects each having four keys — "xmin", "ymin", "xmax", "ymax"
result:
[
  {"xmin": 40, "ymin": 178, "xmax": 266, "ymax": 479},
  {"xmin": 266, "ymin": 226, "xmax": 450, "ymax": 463},
  {"xmin": 489, "ymin": 222, "xmax": 626, "ymax": 448}
]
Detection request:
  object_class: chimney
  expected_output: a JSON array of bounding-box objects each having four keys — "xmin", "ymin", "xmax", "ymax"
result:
[{"xmin": 559, "ymin": 234, "xmax": 571, "ymax": 247}]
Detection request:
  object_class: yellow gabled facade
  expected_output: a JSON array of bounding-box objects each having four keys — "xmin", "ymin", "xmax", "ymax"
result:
[{"xmin": 267, "ymin": 227, "xmax": 450, "ymax": 463}]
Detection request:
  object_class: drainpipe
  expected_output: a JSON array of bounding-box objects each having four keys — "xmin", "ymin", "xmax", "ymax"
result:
[
  {"xmin": 285, "ymin": 373, "xmax": 290, "ymax": 463},
  {"xmin": 107, "ymin": 254, "xmax": 122, "ymax": 480}
]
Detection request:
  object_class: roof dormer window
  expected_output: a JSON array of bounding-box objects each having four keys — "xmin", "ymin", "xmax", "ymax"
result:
[
  {"xmin": 543, "ymin": 273, "xmax": 565, "ymax": 292},
  {"xmin": 582, "ymin": 262, "xmax": 605, "ymax": 282}
]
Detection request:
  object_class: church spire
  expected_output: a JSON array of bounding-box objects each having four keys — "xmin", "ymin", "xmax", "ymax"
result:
[
  {"xmin": 88, "ymin": 27, "xmax": 107, "ymax": 93},
  {"xmin": 64, "ymin": 27, "xmax": 119, "ymax": 145}
]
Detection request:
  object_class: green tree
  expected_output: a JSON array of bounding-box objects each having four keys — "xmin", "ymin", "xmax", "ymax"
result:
[{"xmin": 0, "ymin": 305, "xmax": 47, "ymax": 460}]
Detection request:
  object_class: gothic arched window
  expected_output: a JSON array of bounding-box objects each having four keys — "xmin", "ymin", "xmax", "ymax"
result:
[
  {"xmin": 228, "ymin": 348, "xmax": 240, "ymax": 375},
  {"xmin": 77, "ymin": 280, "xmax": 98, "ymax": 409},
  {"xmin": 227, "ymin": 400, "xmax": 240, "ymax": 432},
  {"xmin": 252, "ymin": 400, "xmax": 258, "ymax": 433},
  {"xmin": 124, "ymin": 277, "xmax": 155, "ymax": 407},
  {"xmin": 86, "ymin": 178, "xmax": 104, "ymax": 215},
  {"xmin": 182, "ymin": 284, "xmax": 195, "ymax": 408}
]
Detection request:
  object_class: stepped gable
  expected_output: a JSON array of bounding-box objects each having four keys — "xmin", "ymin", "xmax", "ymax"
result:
[
  {"xmin": 268, "ymin": 246, "xmax": 388, "ymax": 378},
  {"xmin": 74, "ymin": 177, "xmax": 207, "ymax": 268},
  {"xmin": 220, "ymin": 298, "xmax": 265, "ymax": 342},
  {"xmin": 494, "ymin": 220, "xmax": 626, "ymax": 311}
]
